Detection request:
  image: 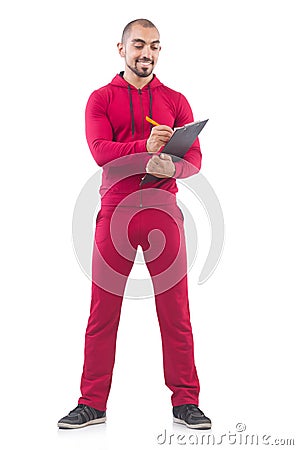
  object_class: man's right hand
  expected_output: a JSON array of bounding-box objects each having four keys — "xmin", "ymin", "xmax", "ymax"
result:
[{"xmin": 146, "ymin": 125, "xmax": 174, "ymax": 153}]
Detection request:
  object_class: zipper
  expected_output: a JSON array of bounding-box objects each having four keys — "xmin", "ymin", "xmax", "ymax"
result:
[
  {"xmin": 139, "ymin": 88, "xmax": 144, "ymax": 208},
  {"xmin": 138, "ymin": 89, "xmax": 145, "ymax": 137}
]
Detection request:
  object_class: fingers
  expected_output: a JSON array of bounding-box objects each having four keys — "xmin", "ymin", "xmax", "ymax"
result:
[
  {"xmin": 159, "ymin": 153, "xmax": 172, "ymax": 161},
  {"xmin": 152, "ymin": 126, "xmax": 173, "ymax": 141},
  {"xmin": 146, "ymin": 154, "xmax": 175, "ymax": 178},
  {"xmin": 146, "ymin": 156, "xmax": 161, "ymax": 172},
  {"xmin": 154, "ymin": 125, "xmax": 174, "ymax": 133},
  {"xmin": 150, "ymin": 154, "xmax": 172, "ymax": 164},
  {"xmin": 146, "ymin": 124, "xmax": 174, "ymax": 153}
]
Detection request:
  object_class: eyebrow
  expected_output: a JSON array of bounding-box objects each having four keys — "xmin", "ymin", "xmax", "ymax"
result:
[{"xmin": 131, "ymin": 38, "xmax": 160, "ymax": 45}]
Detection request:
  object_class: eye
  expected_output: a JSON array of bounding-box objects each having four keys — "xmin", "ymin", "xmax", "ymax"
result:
[{"xmin": 134, "ymin": 45, "xmax": 143, "ymax": 49}]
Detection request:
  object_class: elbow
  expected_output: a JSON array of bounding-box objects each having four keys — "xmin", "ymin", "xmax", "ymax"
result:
[
  {"xmin": 194, "ymin": 152, "xmax": 202, "ymax": 174},
  {"xmin": 190, "ymin": 164, "xmax": 201, "ymax": 177},
  {"xmin": 89, "ymin": 141, "xmax": 107, "ymax": 167},
  {"xmin": 190, "ymin": 154, "xmax": 202, "ymax": 175},
  {"xmin": 196, "ymin": 158, "xmax": 202, "ymax": 173}
]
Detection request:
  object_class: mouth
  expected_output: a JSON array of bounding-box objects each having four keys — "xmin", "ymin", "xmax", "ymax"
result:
[{"xmin": 137, "ymin": 60, "xmax": 153, "ymax": 67}]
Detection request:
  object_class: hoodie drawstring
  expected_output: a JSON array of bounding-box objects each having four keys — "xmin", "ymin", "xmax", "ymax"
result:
[
  {"xmin": 148, "ymin": 83, "xmax": 153, "ymax": 124},
  {"xmin": 128, "ymin": 85, "xmax": 135, "ymax": 137},
  {"xmin": 127, "ymin": 83, "xmax": 153, "ymax": 137}
]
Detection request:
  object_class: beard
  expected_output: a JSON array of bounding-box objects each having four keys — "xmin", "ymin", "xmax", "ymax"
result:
[{"xmin": 126, "ymin": 59, "xmax": 154, "ymax": 78}]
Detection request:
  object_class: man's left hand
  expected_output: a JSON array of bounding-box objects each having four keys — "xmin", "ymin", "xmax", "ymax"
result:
[{"xmin": 145, "ymin": 153, "xmax": 176, "ymax": 178}]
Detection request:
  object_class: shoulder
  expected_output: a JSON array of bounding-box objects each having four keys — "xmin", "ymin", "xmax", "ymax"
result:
[
  {"xmin": 86, "ymin": 83, "xmax": 114, "ymax": 111},
  {"xmin": 157, "ymin": 82, "xmax": 190, "ymax": 107},
  {"xmin": 158, "ymin": 83, "xmax": 180, "ymax": 98},
  {"xmin": 88, "ymin": 82, "xmax": 112, "ymax": 100}
]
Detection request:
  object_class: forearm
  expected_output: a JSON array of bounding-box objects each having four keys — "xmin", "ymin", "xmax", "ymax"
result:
[
  {"xmin": 89, "ymin": 138, "xmax": 148, "ymax": 167},
  {"xmin": 173, "ymin": 139, "xmax": 202, "ymax": 179}
]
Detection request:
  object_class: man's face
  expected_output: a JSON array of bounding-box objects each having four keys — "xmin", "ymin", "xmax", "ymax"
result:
[{"xmin": 118, "ymin": 25, "xmax": 161, "ymax": 78}]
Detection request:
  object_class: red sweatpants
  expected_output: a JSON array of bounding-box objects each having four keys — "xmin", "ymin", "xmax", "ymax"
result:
[{"xmin": 78, "ymin": 203, "xmax": 200, "ymax": 410}]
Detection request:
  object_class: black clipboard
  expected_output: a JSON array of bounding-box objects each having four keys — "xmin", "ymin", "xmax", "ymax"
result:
[{"xmin": 140, "ymin": 119, "xmax": 208, "ymax": 185}]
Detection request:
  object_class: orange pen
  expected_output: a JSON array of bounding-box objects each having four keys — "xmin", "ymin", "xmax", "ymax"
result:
[{"xmin": 145, "ymin": 116, "xmax": 160, "ymax": 127}]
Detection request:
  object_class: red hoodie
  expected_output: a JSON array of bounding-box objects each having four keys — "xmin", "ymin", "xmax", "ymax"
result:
[{"xmin": 86, "ymin": 73, "xmax": 202, "ymax": 207}]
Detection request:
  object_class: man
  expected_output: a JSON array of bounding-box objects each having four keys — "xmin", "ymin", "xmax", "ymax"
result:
[{"xmin": 58, "ymin": 18, "xmax": 211, "ymax": 430}]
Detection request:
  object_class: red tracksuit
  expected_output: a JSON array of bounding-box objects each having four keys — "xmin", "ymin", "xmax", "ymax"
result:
[{"xmin": 78, "ymin": 73, "xmax": 202, "ymax": 410}]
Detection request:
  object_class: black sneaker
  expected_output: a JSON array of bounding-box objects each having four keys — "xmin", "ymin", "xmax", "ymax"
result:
[
  {"xmin": 57, "ymin": 404, "xmax": 106, "ymax": 429},
  {"xmin": 173, "ymin": 404, "xmax": 211, "ymax": 429}
]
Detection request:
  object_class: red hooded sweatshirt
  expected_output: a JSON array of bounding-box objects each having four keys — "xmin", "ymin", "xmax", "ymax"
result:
[{"xmin": 85, "ymin": 73, "xmax": 202, "ymax": 207}]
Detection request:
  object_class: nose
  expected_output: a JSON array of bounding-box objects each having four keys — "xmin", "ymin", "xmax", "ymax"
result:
[{"xmin": 141, "ymin": 45, "xmax": 152, "ymax": 60}]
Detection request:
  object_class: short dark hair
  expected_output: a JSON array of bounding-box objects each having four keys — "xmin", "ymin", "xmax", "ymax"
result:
[{"xmin": 121, "ymin": 19, "xmax": 159, "ymax": 43}]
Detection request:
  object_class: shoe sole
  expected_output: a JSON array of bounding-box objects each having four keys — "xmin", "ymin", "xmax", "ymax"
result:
[
  {"xmin": 173, "ymin": 417, "xmax": 212, "ymax": 430},
  {"xmin": 57, "ymin": 417, "xmax": 106, "ymax": 429}
]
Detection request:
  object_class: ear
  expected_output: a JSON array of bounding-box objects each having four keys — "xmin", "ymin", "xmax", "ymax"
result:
[{"xmin": 117, "ymin": 42, "xmax": 125, "ymax": 57}]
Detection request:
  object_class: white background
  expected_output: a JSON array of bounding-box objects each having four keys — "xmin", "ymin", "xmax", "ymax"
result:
[{"xmin": 1, "ymin": 1, "xmax": 297, "ymax": 449}]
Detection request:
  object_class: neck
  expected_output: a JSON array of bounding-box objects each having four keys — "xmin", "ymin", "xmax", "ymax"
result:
[{"xmin": 123, "ymin": 70, "xmax": 153, "ymax": 89}]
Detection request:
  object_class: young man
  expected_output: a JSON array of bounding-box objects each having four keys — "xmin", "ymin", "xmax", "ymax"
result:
[{"xmin": 58, "ymin": 19, "xmax": 211, "ymax": 430}]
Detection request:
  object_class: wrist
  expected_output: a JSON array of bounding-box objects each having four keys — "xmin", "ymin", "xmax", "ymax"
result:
[
  {"xmin": 172, "ymin": 163, "xmax": 176, "ymax": 178},
  {"xmin": 146, "ymin": 140, "xmax": 154, "ymax": 153}
]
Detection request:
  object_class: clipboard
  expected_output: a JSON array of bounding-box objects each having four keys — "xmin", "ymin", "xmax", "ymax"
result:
[{"xmin": 140, "ymin": 119, "xmax": 208, "ymax": 185}]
